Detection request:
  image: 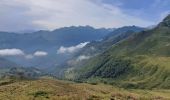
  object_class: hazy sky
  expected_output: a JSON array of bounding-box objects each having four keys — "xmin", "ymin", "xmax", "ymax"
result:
[{"xmin": 0, "ymin": 0, "xmax": 170, "ymax": 32}]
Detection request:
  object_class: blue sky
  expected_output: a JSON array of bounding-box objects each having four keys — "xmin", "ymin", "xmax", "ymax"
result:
[
  {"xmin": 0, "ymin": 0, "xmax": 170, "ymax": 32},
  {"xmin": 102, "ymin": 0, "xmax": 170, "ymax": 21}
]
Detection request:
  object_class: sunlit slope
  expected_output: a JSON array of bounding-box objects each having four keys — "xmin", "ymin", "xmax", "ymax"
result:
[
  {"xmin": 70, "ymin": 15, "xmax": 170, "ymax": 89},
  {"xmin": 0, "ymin": 78, "xmax": 169, "ymax": 100}
]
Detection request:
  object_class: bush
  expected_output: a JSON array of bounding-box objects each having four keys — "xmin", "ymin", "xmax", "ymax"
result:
[{"xmin": 31, "ymin": 91, "xmax": 49, "ymax": 98}]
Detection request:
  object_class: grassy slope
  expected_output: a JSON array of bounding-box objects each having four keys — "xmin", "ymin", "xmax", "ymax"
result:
[
  {"xmin": 63, "ymin": 27, "xmax": 145, "ymax": 78},
  {"xmin": 70, "ymin": 15, "xmax": 170, "ymax": 89},
  {"xmin": 0, "ymin": 78, "xmax": 169, "ymax": 100}
]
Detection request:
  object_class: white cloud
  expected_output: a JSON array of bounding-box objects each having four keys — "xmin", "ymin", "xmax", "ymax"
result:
[
  {"xmin": 25, "ymin": 51, "xmax": 48, "ymax": 59},
  {"xmin": 0, "ymin": 48, "xmax": 24, "ymax": 56},
  {"xmin": 76, "ymin": 55, "xmax": 91, "ymax": 61},
  {"xmin": 0, "ymin": 48, "xmax": 48, "ymax": 59},
  {"xmin": 25, "ymin": 54, "xmax": 34, "ymax": 59},
  {"xmin": 0, "ymin": 0, "xmax": 154, "ymax": 31},
  {"xmin": 34, "ymin": 51, "xmax": 48, "ymax": 56},
  {"xmin": 57, "ymin": 42, "xmax": 89, "ymax": 54}
]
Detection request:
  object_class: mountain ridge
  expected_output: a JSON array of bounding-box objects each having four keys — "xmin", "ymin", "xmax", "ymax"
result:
[
  {"xmin": 51, "ymin": 26, "xmax": 144, "ymax": 77},
  {"xmin": 0, "ymin": 26, "xmax": 112, "ymax": 68},
  {"xmin": 65, "ymin": 15, "xmax": 170, "ymax": 89}
]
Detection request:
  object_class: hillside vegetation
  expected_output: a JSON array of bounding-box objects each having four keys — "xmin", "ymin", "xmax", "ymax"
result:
[
  {"xmin": 63, "ymin": 26, "xmax": 144, "ymax": 79},
  {"xmin": 66, "ymin": 15, "xmax": 170, "ymax": 89}
]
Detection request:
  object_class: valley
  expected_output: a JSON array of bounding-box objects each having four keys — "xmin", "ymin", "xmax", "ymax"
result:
[{"xmin": 0, "ymin": 1, "xmax": 170, "ymax": 99}]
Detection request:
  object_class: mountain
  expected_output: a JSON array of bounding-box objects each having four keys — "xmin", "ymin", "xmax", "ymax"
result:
[
  {"xmin": 61, "ymin": 26, "xmax": 145, "ymax": 78},
  {"xmin": 0, "ymin": 26, "xmax": 111, "ymax": 68},
  {"xmin": 66, "ymin": 15, "xmax": 170, "ymax": 89},
  {"xmin": 0, "ymin": 57, "xmax": 43, "ymax": 80},
  {"xmin": 0, "ymin": 25, "xmax": 143, "ymax": 70},
  {"xmin": 0, "ymin": 67, "xmax": 43, "ymax": 80},
  {"xmin": 0, "ymin": 58, "xmax": 18, "ymax": 68},
  {"xmin": 74, "ymin": 26, "xmax": 145, "ymax": 56},
  {"xmin": 0, "ymin": 26, "xmax": 111, "ymax": 51}
]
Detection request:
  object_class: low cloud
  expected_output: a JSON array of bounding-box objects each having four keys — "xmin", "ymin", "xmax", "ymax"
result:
[
  {"xmin": 0, "ymin": 48, "xmax": 24, "ymax": 56},
  {"xmin": 57, "ymin": 42, "xmax": 89, "ymax": 54},
  {"xmin": 67, "ymin": 55, "xmax": 91, "ymax": 66},
  {"xmin": 0, "ymin": 49, "xmax": 48, "ymax": 59},
  {"xmin": 26, "ymin": 51, "xmax": 48, "ymax": 59},
  {"xmin": 25, "ymin": 54, "xmax": 34, "ymax": 59},
  {"xmin": 34, "ymin": 51, "xmax": 48, "ymax": 56},
  {"xmin": 76, "ymin": 55, "xmax": 91, "ymax": 61}
]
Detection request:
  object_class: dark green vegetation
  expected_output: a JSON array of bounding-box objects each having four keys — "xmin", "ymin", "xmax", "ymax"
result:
[
  {"xmin": 58, "ymin": 26, "xmax": 144, "ymax": 78},
  {"xmin": 64, "ymin": 15, "xmax": 170, "ymax": 90},
  {"xmin": 42, "ymin": 26, "xmax": 144, "ymax": 77},
  {"xmin": 31, "ymin": 91, "xmax": 49, "ymax": 99}
]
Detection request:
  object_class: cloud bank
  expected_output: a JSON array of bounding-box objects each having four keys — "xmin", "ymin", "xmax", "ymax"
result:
[
  {"xmin": 57, "ymin": 42, "xmax": 89, "ymax": 54},
  {"xmin": 0, "ymin": 48, "xmax": 48, "ymax": 59}
]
